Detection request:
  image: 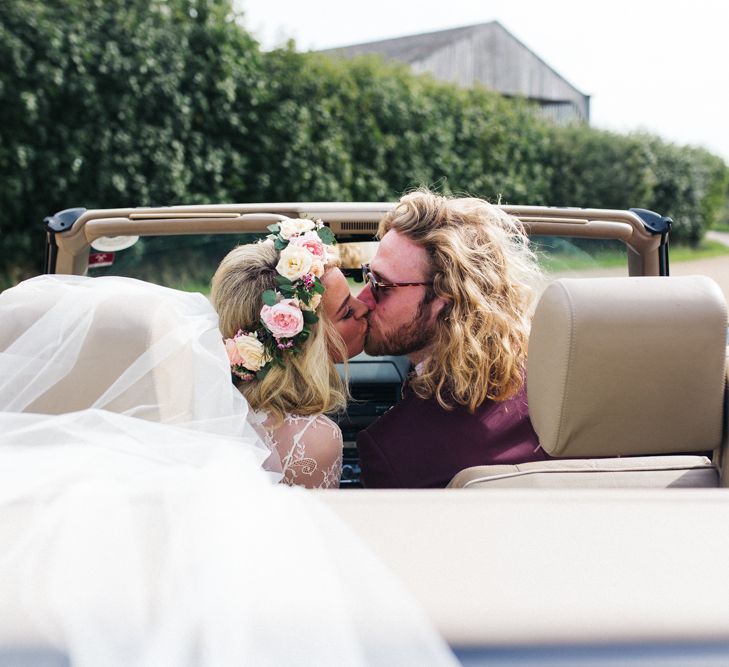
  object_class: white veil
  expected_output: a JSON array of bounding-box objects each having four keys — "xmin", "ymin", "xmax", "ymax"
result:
[{"xmin": 0, "ymin": 275, "xmax": 456, "ymax": 666}]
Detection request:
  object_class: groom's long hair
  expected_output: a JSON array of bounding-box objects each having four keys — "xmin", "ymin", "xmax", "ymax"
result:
[{"xmin": 379, "ymin": 189, "xmax": 545, "ymax": 412}]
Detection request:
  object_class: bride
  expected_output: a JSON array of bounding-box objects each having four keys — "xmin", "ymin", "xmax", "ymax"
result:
[
  {"xmin": 0, "ymin": 221, "xmax": 456, "ymax": 666},
  {"xmin": 211, "ymin": 218, "xmax": 369, "ymax": 489}
]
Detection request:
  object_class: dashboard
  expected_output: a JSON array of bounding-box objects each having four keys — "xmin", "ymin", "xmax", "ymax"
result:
[{"xmin": 335, "ymin": 353, "xmax": 411, "ymax": 487}]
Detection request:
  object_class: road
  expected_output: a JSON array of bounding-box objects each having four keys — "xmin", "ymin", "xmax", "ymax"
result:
[
  {"xmin": 551, "ymin": 231, "xmax": 729, "ymax": 301},
  {"xmin": 670, "ymin": 231, "xmax": 729, "ymax": 301}
]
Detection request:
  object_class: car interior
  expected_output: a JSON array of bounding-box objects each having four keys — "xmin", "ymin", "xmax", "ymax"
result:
[
  {"xmin": 27, "ymin": 209, "xmax": 729, "ymax": 491},
  {"xmin": 450, "ymin": 274, "xmax": 727, "ymax": 489},
  {"xmin": 3, "ymin": 201, "xmax": 725, "ymax": 656}
]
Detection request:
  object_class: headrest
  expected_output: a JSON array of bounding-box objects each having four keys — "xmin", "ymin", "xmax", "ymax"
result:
[{"xmin": 527, "ymin": 276, "xmax": 727, "ymax": 458}]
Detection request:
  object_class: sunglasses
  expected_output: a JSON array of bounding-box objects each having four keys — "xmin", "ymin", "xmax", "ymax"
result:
[{"xmin": 361, "ymin": 263, "xmax": 433, "ymax": 302}]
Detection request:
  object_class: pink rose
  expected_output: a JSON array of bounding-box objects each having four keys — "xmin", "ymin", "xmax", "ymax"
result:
[
  {"xmin": 225, "ymin": 338, "xmax": 244, "ymax": 365},
  {"xmin": 288, "ymin": 231, "xmax": 326, "ymax": 261},
  {"xmin": 260, "ymin": 299, "xmax": 304, "ymax": 338}
]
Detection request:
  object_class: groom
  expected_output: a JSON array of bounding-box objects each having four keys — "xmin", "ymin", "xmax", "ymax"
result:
[{"xmin": 355, "ymin": 190, "xmax": 549, "ymax": 488}]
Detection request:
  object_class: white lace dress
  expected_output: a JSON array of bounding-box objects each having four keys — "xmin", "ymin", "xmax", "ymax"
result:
[{"xmin": 250, "ymin": 411, "xmax": 343, "ymax": 489}]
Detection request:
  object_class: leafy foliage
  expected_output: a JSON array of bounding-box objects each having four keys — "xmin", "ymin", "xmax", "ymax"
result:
[
  {"xmin": 1, "ymin": 0, "xmax": 727, "ymax": 282},
  {"xmin": 0, "ymin": 0, "xmax": 262, "ymax": 279}
]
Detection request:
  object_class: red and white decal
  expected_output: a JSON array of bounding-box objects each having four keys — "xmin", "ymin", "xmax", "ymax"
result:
[{"xmin": 88, "ymin": 252, "xmax": 115, "ymax": 268}]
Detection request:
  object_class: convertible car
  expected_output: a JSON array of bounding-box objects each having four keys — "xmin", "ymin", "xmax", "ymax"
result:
[{"xmin": 2, "ymin": 202, "xmax": 729, "ymax": 664}]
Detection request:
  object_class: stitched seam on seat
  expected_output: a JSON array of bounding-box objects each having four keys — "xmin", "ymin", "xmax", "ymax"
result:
[
  {"xmin": 552, "ymin": 282, "xmax": 575, "ymax": 455},
  {"xmin": 709, "ymin": 293, "xmax": 728, "ymax": 448},
  {"xmin": 462, "ymin": 463, "xmax": 717, "ymax": 487}
]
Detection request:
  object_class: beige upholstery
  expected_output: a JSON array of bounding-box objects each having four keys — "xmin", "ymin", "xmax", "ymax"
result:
[
  {"xmin": 720, "ymin": 353, "xmax": 729, "ymax": 486},
  {"xmin": 450, "ymin": 276, "xmax": 728, "ymax": 489},
  {"xmin": 0, "ymin": 287, "xmax": 194, "ymax": 421},
  {"xmin": 317, "ymin": 488, "xmax": 729, "ymax": 647},
  {"xmin": 448, "ymin": 455, "xmax": 718, "ymax": 489},
  {"xmin": 529, "ymin": 276, "xmax": 727, "ymax": 458}
]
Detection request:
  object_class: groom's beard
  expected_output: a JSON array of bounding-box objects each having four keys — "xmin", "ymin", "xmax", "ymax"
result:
[{"xmin": 364, "ymin": 298, "xmax": 435, "ymax": 357}]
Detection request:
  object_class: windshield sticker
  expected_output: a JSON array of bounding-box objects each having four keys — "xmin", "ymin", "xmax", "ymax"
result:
[{"xmin": 88, "ymin": 252, "xmax": 115, "ymax": 269}]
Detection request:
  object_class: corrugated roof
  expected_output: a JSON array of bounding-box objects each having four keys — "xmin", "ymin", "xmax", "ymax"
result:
[{"xmin": 319, "ymin": 21, "xmax": 589, "ymax": 116}]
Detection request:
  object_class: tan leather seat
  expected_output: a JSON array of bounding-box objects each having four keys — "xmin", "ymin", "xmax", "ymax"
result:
[
  {"xmin": 0, "ymin": 279, "xmax": 194, "ymax": 422},
  {"xmin": 720, "ymin": 354, "xmax": 729, "ymax": 486},
  {"xmin": 449, "ymin": 276, "xmax": 728, "ymax": 489}
]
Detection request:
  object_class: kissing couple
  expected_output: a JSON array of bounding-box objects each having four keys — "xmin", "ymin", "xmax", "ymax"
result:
[{"xmin": 214, "ymin": 188, "xmax": 550, "ymax": 489}]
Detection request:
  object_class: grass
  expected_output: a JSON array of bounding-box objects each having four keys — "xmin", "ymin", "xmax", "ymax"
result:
[
  {"xmin": 4, "ymin": 238, "xmax": 727, "ymax": 292},
  {"xmin": 669, "ymin": 239, "xmax": 729, "ymax": 262},
  {"xmin": 538, "ymin": 238, "xmax": 729, "ymax": 272},
  {"xmin": 537, "ymin": 249, "xmax": 627, "ymax": 273},
  {"xmin": 174, "ymin": 278, "xmax": 213, "ymax": 294}
]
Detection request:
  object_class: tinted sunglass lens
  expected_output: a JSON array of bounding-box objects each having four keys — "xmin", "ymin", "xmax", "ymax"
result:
[
  {"xmin": 369, "ymin": 274, "xmax": 379, "ymax": 301},
  {"xmin": 362, "ymin": 265, "xmax": 379, "ymax": 301},
  {"xmin": 367, "ymin": 274, "xmax": 377, "ymax": 299}
]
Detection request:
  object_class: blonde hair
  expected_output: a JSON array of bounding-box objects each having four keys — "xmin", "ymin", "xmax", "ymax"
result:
[
  {"xmin": 379, "ymin": 189, "xmax": 545, "ymax": 411},
  {"xmin": 211, "ymin": 242, "xmax": 347, "ymax": 423}
]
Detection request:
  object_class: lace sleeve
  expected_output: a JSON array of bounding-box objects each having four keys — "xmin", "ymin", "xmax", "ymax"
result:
[{"xmin": 274, "ymin": 415, "xmax": 343, "ymax": 489}]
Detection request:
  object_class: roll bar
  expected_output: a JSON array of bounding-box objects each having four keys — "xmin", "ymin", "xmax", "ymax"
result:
[{"xmin": 44, "ymin": 203, "xmax": 671, "ymax": 277}]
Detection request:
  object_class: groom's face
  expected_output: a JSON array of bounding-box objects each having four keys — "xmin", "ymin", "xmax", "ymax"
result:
[{"xmin": 358, "ymin": 230, "xmax": 444, "ymax": 359}]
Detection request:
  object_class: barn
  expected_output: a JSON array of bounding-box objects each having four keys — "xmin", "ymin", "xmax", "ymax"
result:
[{"xmin": 319, "ymin": 21, "xmax": 590, "ymax": 125}]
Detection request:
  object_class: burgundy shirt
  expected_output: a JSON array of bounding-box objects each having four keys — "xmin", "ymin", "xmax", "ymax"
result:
[{"xmin": 357, "ymin": 384, "xmax": 546, "ymax": 488}]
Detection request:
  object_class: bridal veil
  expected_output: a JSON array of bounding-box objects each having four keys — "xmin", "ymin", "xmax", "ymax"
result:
[{"xmin": 0, "ymin": 275, "xmax": 456, "ymax": 666}]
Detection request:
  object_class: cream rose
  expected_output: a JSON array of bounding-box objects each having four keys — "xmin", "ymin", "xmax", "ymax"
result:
[
  {"xmin": 260, "ymin": 299, "xmax": 304, "ymax": 338},
  {"xmin": 288, "ymin": 231, "xmax": 327, "ymax": 261},
  {"xmin": 309, "ymin": 259, "xmax": 325, "ymax": 278},
  {"xmin": 276, "ymin": 245, "xmax": 313, "ymax": 281},
  {"xmin": 300, "ymin": 293, "xmax": 322, "ymax": 311},
  {"xmin": 234, "ymin": 332, "xmax": 269, "ymax": 372},
  {"xmin": 279, "ymin": 218, "xmax": 316, "ymax": 240}
]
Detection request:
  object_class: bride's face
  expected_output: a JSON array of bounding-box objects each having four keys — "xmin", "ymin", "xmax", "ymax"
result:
[{"xmin": 321, "ymin": 267, "xmax": 370, "ymax": 361}]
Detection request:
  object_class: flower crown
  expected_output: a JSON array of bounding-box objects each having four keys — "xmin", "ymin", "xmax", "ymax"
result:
[{"xmin": 224, "ymin": 217, "xmax": 337, "ymax": 381}]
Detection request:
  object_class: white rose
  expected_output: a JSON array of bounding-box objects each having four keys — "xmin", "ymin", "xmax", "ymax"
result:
[
  {"xmin": 235, "ymin": 333, "xmax": 269, "ymax": 372},
  {"xmin": 276, "ymin": 245, "xmax": 313, "ymax": 281},
  {"xmin": 279, "ymin": 218, "xmax": 315, "ymax": 239},
  {"xmin": 300, "ymin": 293, "xmax": 322, "ymax": 311}
]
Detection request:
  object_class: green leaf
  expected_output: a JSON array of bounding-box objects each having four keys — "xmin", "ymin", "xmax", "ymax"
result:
[
  {"xmin": 262, "ymin": 290, "xmax": 277, "ymax": 306},
  {"xmin": 302, "ymin": 310, "xmax": 319, "ymax": 324},
  {"xmin": 274, "ymin": 238, "xmax": 287, "ymax": 251},
  {"xmin": 278, "ymin": 285, "xmax": 295, "ymax": 297},
  {"xmin": 267, "ymin": 223, "xmax": 281, "ymax": 233},
  {"xmin": 298, "ymin": 291, "xmax": 311, "ymax": 304},
  {"xmin": 317, "ymin": 226, "xmax": 336, "ymax": 245},
  {"xmin": 275, "ymin": 274, "xmax": 292, "ymax": 286},
  {"xmin": 256, "ymin": 366, "xmax": 271, "ymax": 381},
  {"xmin": 311, "ymin": 281, "xmax": 325, "ymax": 295}
]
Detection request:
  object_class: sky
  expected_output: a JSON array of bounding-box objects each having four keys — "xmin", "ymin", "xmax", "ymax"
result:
[{"xmin": 239, "ymin": 0, "xmax": 729, "ymax": 163}]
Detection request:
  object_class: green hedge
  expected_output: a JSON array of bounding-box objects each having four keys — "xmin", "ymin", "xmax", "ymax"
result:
[{"xmin": 2, "ymin": 0, "xmax": 727, "ymax": 284}]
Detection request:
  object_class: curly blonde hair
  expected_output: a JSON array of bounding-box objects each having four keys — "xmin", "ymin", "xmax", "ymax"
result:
[
  {"xmin": 379, "ymin": 189, "xmax": 545, "ymax": 411},
  {"xmin": 211, "ymin": 242, "xmax": 347, "ymax": 424}
]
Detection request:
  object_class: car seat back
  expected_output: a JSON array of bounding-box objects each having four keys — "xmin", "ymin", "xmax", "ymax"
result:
[
  {"xmin": 719, "ymin": 353, "xmax": 729, "ymax": 486},
  {"xmin": 0, "ymin": 277, "xmax": 196, "ymax": 423},
  {"xmin": 449, "ymin": 276, "xmax": 728, "ymax": 489}
]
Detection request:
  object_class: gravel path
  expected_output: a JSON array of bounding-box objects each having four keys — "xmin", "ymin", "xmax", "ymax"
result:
[
  {"xmin": 672, "ymin": 231, "xmax": 729, "ymax": 300},
  {"xmin": 670, "ymin": 254, "xmax": 729, "ymax": 301},
  {"xmin": 707, "ymin": 231, "xmax": 729, "ymax": 247}
]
